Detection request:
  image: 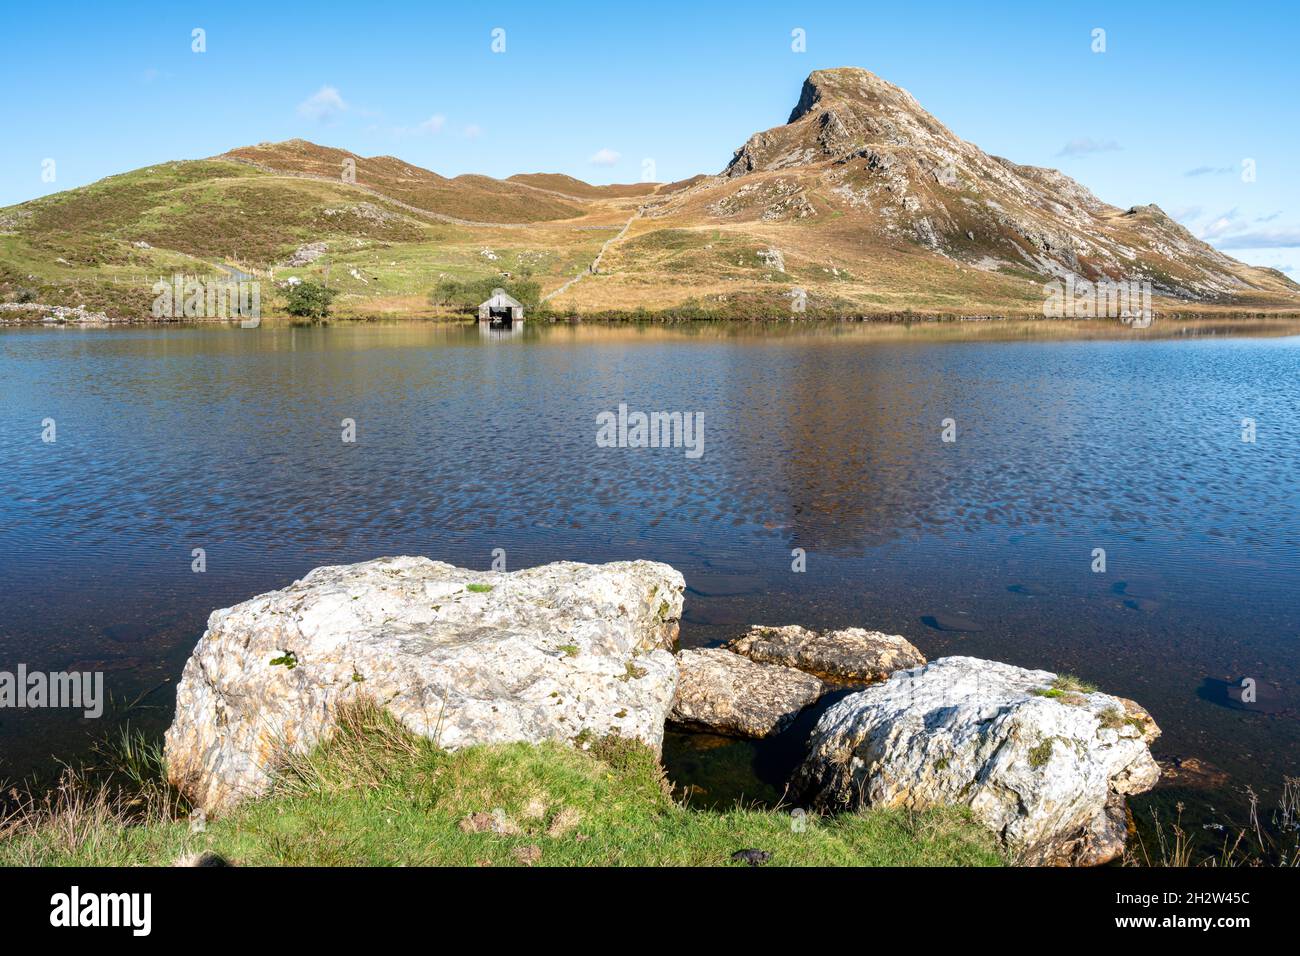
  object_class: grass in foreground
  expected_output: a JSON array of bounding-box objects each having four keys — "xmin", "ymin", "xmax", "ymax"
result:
[{"xmin": 0, "ymin": 703, "xmax": 1004, "ymax": 867}]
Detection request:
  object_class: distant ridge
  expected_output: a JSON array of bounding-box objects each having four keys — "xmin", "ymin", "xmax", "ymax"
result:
[{"xmin": 2, "ymin": 68, "xmax": 1296, "ymax": 320}]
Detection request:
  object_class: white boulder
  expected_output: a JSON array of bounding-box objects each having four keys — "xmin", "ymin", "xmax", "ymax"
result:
[
  {"xmin": 165, "ymin": 556, "xmax": 684, "ymax": 812},
  {"xmin": 793, "ymin": 656, "xmax": 1161, "ymax": 865}
]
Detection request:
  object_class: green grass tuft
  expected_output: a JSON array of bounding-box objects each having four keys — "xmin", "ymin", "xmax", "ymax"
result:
[{"xmin": 1051, "ymin": 674, "xmax": 1098, "ymax": 694}]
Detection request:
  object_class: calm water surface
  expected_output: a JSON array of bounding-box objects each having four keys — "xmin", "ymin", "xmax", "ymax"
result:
[{"xmin": 1, "ymin": 322, "xmax": 1297, "ymax": 821}]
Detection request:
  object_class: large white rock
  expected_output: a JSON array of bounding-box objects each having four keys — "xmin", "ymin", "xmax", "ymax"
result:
[
  {"xmin": 793, "ymin": 657, "xmax": 1161, "ymax": 865},
  {"xmin": 165, "ymin": 556, "xmax": 684, "ymax": 812}
]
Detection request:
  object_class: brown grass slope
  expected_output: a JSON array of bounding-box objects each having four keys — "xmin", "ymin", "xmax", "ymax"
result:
[
  {"xmin": 506, "ymin": 173, "xmax": 659, "ymax": 200},
  {"xmin": 3, "ymin": 69, "xmax": 1297, "ymax": 321},
  {"xmin": 223, "ymin": 140, "xmax": 597, "ymax": 224},
  {"xmin": 575, "ymin": 66, "xmax": 1297, "ymax": 317}
]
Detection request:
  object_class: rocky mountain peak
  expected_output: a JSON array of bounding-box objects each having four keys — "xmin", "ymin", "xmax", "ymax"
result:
[
  {"xmin": 702, "ymin": 66, "xmax": 1297, "ymax": 304},
  {"xmin": 725, "ymin": 67, "xmax": 957, "ymax": 178},
  {"xmin": 787, "ymin": 67, "xmax": 927, "ymax": 124}
]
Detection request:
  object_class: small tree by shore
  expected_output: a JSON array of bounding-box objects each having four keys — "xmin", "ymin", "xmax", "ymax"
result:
[{"xmin": 282, "ymin": 280, "xmax": 337, "ymax": 319}]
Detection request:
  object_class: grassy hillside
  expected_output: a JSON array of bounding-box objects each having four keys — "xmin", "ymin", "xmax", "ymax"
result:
[
  {"xmin": 506, "ymin": 172, "xmax": 659, "ymax": 200},
  {"xmin": 0, "ymin": 703, "xmax": 1004, "ymax": 867},
  {"xmin": 223, "ymin": 140, "xmax": 590, "ymax": 223},
  {"xmin": 4, "ymin": 79, "xmax": 1299, "ymax": 323}
]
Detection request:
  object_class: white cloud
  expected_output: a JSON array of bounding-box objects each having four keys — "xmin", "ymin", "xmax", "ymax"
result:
[
  {"xmin": 297, "ymin": 86, "xmax": 348, "ymax": 123},
  {"xmin": 1183, "ymin": 165, "xmax": 1235, "ymax": 177},
  {"xmin": 1055, "ymin": 138, "xmax": 1121, "ymax": 158},
  {"xmin": 1217, "ymin": 245, "xmax": 1300, "ymax": 279},
  {"xmin": 393, "ymin": 114, "xmax": 446, "ymax": 138},
  {"xmin": 463, "ymin": 124, "xmax": 483, "ymax": 140},
  {"xmin": 1214, "ymin": 229, "xmax": 1300, "ymax": 250},
  {"xmin": 1199, "ymin": 209, "xmax": 1241, "ymax": 240},
  {"xmin": 589, "ymin": 148, "xmax": 622, "ymax": 167},
  {"xmin": 1194, "ymin": 205, "xmax": 1300, "ymax": 258}
]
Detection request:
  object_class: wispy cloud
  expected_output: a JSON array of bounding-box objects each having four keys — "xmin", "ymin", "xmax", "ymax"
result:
[
  {"xmin": 393, "ymin": 114, "xmax": 446, "ymax": 137},
  {"xmin": 463, "ymin": 124, "xmax": 483, "ymax": 140},
  {"xmin": 1055, "ymin": 138, "xmax": 1121, "ymax": 158},
  {"xmin": 297, "ymin": 86, "xmax": 348, "ymax": 123},
  {"xmin": 1214, "ymin": 230, "xmax": 1300, "ymax": 250},
  {"xmin": 589, "ymin": 147, "xmax": 622, "ymax": 167},
  {"xmin": 1199, "ymin": 209, "xmax": 1241, "ymax": 240},
  {"xmin": 1191, "ymin": 206, "xmax": 1300, "ymax": 250},
  {"xmin": 1183, "ymin": 165, "xmax": 1235, "ymax": 177},
  {"xmin": 1168, "ymin": 206, "xmax": 1203, "ymax": 224}
]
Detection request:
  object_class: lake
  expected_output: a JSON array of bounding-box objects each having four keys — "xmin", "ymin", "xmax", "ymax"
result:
[{"xmin": 1, "ymin": 320, "xmax": 1297, "ymax": 827}]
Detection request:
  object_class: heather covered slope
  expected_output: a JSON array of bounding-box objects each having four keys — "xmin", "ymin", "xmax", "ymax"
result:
[
  {"xmin": 223, "ymin": 139, "xmax": 592, "ymax": 223},
  {"xmin": 2, "ymin": 68, "xmax": 1296, "ymax": 321}
]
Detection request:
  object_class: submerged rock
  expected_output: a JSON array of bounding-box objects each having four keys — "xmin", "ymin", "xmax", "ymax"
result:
[
  {"xmin": 1156, "ymin": 755, "xmax": 1231, "ymax": 791},
  {"xmin": 670, "ymin": 648, "xmax": 825, "ymax": 738},
  {"xmin": 165, "ymin": 556, "xmax": 684, "ymax": 812},
  {"xmin": 793, "ymin": 656, "xmax": 1161, "ymax": 865},
  {"xmin": 727, "ymin": 624, "xmax": 925, "ymax": 683}
]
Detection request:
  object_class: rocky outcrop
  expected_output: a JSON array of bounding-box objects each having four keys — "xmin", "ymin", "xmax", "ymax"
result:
[
  {"xmin": 727, "ymin": 624, "xmax": 925, "ymax": 683},
  {"xmin": 670, "ymin": 648, "xmax": 825, "ymax": 738},
  {"xmin": 793, "ymin": 657, "xmax": 1161, "ymax": 865},
  {"xmin": 284, "ymin": 241, "xmax": 327, "ymax": 266},
  {"xmin": 705, "ymin": 67, "xmax": 1300, "ymax": 306},
  {"xmin": 757, "ymin": 248, "xmax": 786, "ymax": 273},
  {"xmin": 165, "ymin": 556, "xmax": 684, "ymax": 812},
  {"xmin": 0, "ymin": 303, "xmax": 120, "ymax": 326}
]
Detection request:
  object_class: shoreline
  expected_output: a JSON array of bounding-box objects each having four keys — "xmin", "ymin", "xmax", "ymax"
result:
[
  {"xmin": 1, "ymin": 556, "xmax": 1015, "ymax": 868},
  {"xmin": 6, "ymin": 301, "xmax": 1300, "ymax": 338},
  {"xmin": 3, "ymin": 556, "xmax": 1176, "ymax": 867}
]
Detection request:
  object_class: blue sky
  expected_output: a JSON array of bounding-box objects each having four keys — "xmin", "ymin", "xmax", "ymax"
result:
[{"xmin": 4, "ymin": 0, "xmax": 1298, "ymax": 273}]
